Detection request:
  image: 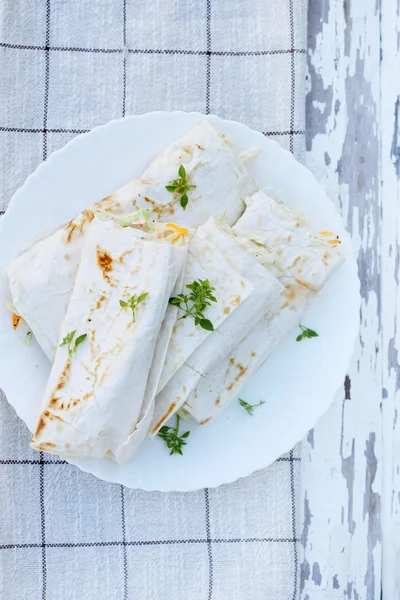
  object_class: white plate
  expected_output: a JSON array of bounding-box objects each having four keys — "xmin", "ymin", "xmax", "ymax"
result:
[{"xmin": 0, "ymin": 112, "xmax": 359, "ymax": 491}]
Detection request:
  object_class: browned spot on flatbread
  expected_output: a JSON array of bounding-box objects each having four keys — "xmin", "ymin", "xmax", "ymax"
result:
[
  {"xmin": 229, "ymin": 357, "xmax": 235, "ymax": 365},
  {"xmin": 96, "ymin": 246, "xmax": 113, "ymax": 281},
  {"xmin": 196, "ymin": 144, "xmax": 204, "ymax": 150},
  {"xmin": 152, "ymin": 402, "xmax": 177, "ymax": 434},
  {"xmin": 200, "ymin": 417, "xmax": 212, "ymax": 425},
  {"xmin": 35, "ymin": 416, "xmax": 46, "ymax": 436},
  {"xmin": 119, "ymin": 249, "xmax": 133, "ymax": 264},
  {"xmin": 82, "ymin": 209, "xmax": 95, "ymax": 223},
  {"xmin": 226, "ymin": 361, "xmax": 248, "ymax": 392},
  {"xmin": 215, "ymin": 396, "xmax": 221, "ymax": 406},
  {"xmin": 65, "ymin": 442, "xmax": 70, "ymax": 449},
  {"xmin": 182, "ymin": 145, "xmax": 192, "ymax": 154},
  {"xmin": 292, "ymin": 256, "xmax": 301, "ymax": 266},
  {"xmin": 232, "ymin": 295, "xmax": 241, "ymax": 306},
  {"xmin": 98, "ymin": 366, "xmax": 111, "ymax": 387},
  {"xmin": 45, "ymin": 411, "xmax": 67, "ymax": 423},
  {"xmin": 251, "ymin": 352, "xmax": 256, "ymax": 358},
  {"xmin": 144, "ymin": 196, "xmax": 175, "ymax": 216},
  {"xmin": 64, "ymin": 253, "xmax": 71, "ymax": 261},
  {"xmin": 191, "ymin": 162, "xmax": 204, "ymax": 173},
  {"xmin": 285, "ymin": 284, "xmax": 300, "ymax": 302},
  {"xmin": 49, "ymin": 360, "xmax": 71, "ymax": 406},
  {"xmin": 89, "ymin": 328, "xmax": 96, "ymax": 351},
  {"xmin": 224, "ymin": 307, "xmax": 231, "ymax": 315},
  {"xmin": 34, "ymin": 410, "xmax": 67, "ymax": 436},
  {"xmin": 65, "ymin": 222, "xmax": 77, "ymax": 243},
  {"xmin": 65, "ymin": 209, "xmax": 95, "ymax": 242},
  {"xmin": 96, "ymin": 295, "xmax": 107, "ymax": 309},
  {"xmin": 40, "ymin": 441, "xmax": 56, "ymax": 448}
]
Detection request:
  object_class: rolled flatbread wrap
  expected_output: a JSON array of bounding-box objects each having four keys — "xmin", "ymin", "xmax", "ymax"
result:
[
  {"xmin": 184, "ymin": 193, "xmax": 344, "ymax": 423},
  {"xmin": 31, "ymin": 218, "xmax": 186, "ymax": 463},
  {"xmin": 150, "ymin": 218, "xmax": 284, "ymax": 435}
]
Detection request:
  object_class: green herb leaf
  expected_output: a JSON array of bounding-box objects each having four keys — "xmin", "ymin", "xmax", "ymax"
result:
[
  {"xmin": 120, "ymin": 292, "xmax": 149, "ymax": 322},
  {"xmin": 137, "ymin": 292, "xmax": 149, "ymax": 303},
  {"xmin": 169, "ymin": 297, "xmax": 181, "ymax": 306},
  {"xmin": 169, "ymin": 279, "xmax": 217, "ymax": 330},
  {"xmin": 60, "ymin": 330, "xmax": 76, "ymax": 347},
  {"xmin": 157, "ymin": 415, "xmax": 191, "ymax": 456},
  {"xmin": 165, "ymin": 165, "xmax": 196, "ymax": 208},
  {"xmin": 296, "ymin": 324, "xmax": 319, "ymax": 342},
  {"xmin": 75, "ymin": 333, "xmax": 87, "ymax": 348},
  {"xmin": 59, "ymin": 330, "xmax": 87, "ymax": 357},
  {"xmin": 239, "ymin": 398, "xmax": 266, "ymax": 416},
  {"xmin": 199, "ymin": 318, "xmax": 214, "ymax": 331}
]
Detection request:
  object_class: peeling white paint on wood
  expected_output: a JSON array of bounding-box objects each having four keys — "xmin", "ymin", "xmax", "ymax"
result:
[
  {"xmin": 300, "ymin": 0, "xmax": 398, "ymax": 598},
  {"xmin": 381, "ymin": 2, "xmax": 400, "ymax": 599}
]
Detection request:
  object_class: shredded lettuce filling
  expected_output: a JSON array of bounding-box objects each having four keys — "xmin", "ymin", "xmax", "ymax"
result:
[
  {"xmin": 238, "ymin": 146, "xmax": 261, "ymax": 162},
  {"xmin": 96, "ymin": 207, "xmax": 153, "ymax": 228}
]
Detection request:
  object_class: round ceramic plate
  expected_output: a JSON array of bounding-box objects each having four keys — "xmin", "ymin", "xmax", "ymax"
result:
[{"xmin": 0, "ymin": 112, "xmax": 359, "ymax": 491}]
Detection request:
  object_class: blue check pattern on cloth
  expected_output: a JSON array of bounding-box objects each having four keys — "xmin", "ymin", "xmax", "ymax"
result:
[{"xmin": 0, "ymin": 1, "xmax": 305, "ymax": 598}]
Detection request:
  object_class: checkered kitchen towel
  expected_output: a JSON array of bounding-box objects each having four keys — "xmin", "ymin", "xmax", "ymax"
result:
[{"xmin": 0, "ymin": 1, "xmax": 306, "ymax": 599}]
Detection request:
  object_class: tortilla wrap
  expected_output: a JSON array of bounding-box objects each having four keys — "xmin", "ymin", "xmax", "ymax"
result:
[
  {"xmin": 156, "ymin": 222, "xmax": 258, "ymax": 394},
  {"xmin": 233, "ymin": 191, "xmax": 342, "ymax": 290},
  {"xmin": 31, "ymin": 218, "xmax": 186, "ymax": 463},
  {"xmin": 150, "ymin": 218, "xmax": 284, "ymax": 435},
  {"xmin": 8, "ymin": 120, "xmax": 254, "ymax": 360},
  {"xmin": 184, "ymin": 193, "xmax": 344, "ymax": 423}
]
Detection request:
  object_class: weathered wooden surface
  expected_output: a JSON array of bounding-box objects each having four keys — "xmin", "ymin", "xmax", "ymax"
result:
[{"xmin": 302, "ymin": 0, "xmax": 400, "ymax": 598}]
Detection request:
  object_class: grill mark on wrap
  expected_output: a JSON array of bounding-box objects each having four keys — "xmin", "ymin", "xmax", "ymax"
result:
[
  {"xmin": 225, "ymin": 359, "xmax": 248, "ymax": 392},
  {"xmin": 64, "ymin": 209, "xmax": 95, "ymax": 242},
  {"xmin": 49, "ymin": 360, "xmax": 71, "ymax": 407},
  {"xmin": 152, "ymin": 402, "xmax": 177, "ymax": 433},
  {"xmin": 143, "ymin": 195, "xmax": 176, "ymax": 216},
  {"xmin": 34, "ymin": 410, "xmax": 68, "ymax": 439},
  {"xmin": 96, "ymin": 246, "xmax": 113, "ymax": 282},
  {"xmin": 96, "ymin": 295, "xmax": 107, "ymax": 309}
]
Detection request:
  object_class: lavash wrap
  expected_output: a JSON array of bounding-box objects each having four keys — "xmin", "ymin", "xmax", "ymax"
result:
[
  {"xmin": 150, "ymin": 217, "xmax": 284, "ymax": 435},
  {"xmin": 31, "ymin": 218, "xmax": 187, "ymax": 464},
  {"xmin": 184, "ymin": 191, "xmax": 344, "ymax": 423},
  {"xmin": 8, "ymin": 120, "xmax": 254, "ymax": 359}
]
